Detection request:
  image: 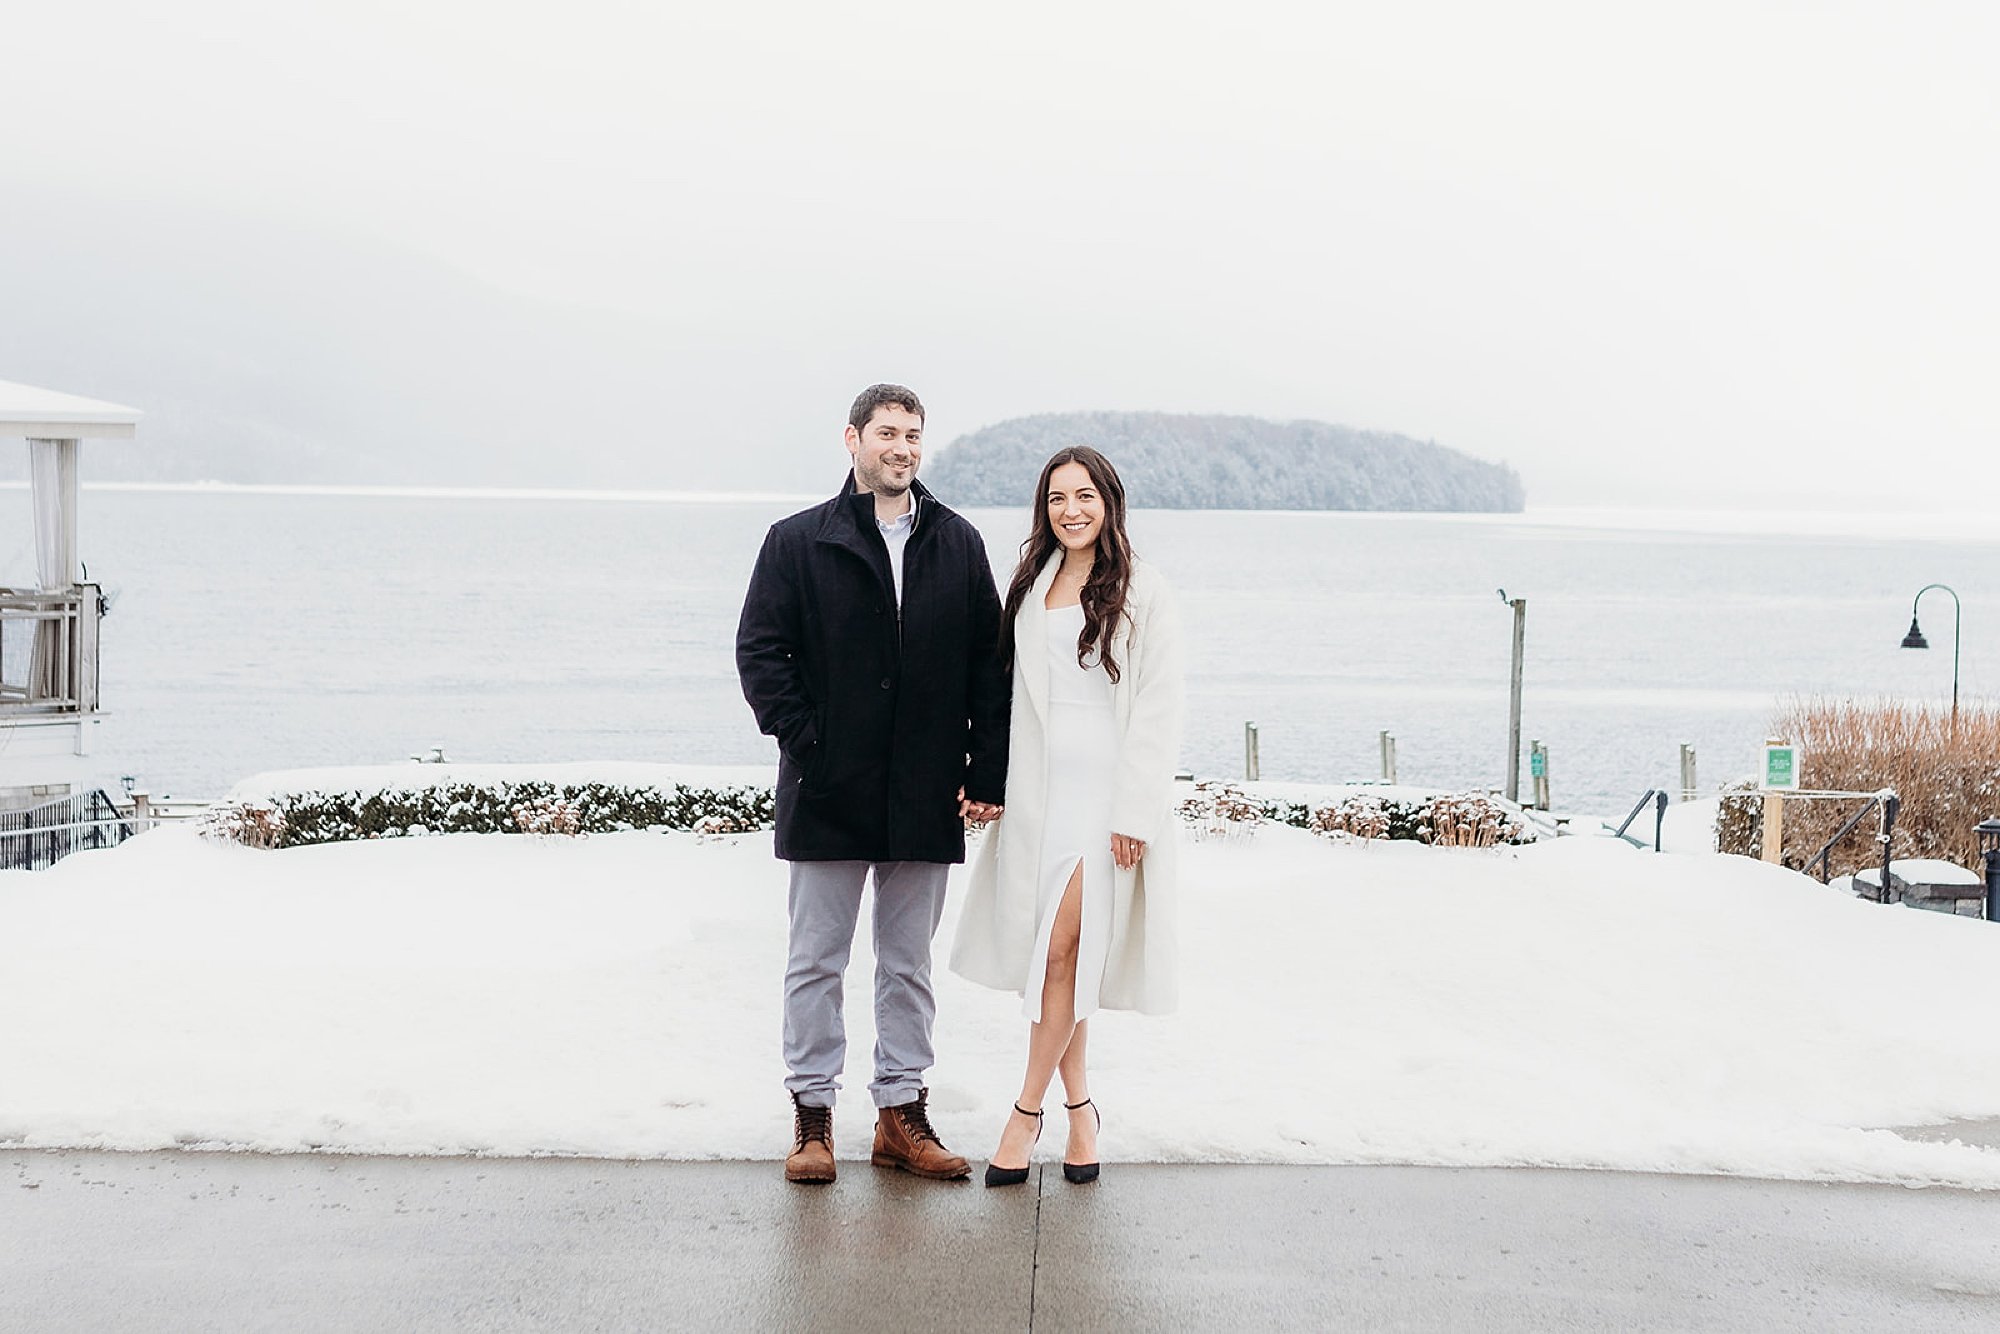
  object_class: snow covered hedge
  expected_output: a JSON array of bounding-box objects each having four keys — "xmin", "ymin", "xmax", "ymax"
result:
[
  {"xmin": 205, "ymin": 780, "xmax": 777, "ymax": 849},
  {"xmin": 201, "ymin": 770, "xmax": 1528, "ymax": 851},
  {"xmin": 1180, "ymin": 781, "xmax": 1530, "ymax": 847}
]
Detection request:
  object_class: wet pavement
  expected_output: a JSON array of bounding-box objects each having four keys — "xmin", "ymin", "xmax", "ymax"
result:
[{"xmin": 5, "ymin": 1150, "xmax": 2000, "ymax": 1331}]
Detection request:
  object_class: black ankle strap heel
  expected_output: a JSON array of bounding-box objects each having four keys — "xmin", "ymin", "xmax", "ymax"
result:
[
  {"xmin": 1062, "ymin": 1099, "xmax": 1101, "ymax": 1184},
  {"xmin": 984, "ymin": 1103, "xmax": 1043, "ymax": 1188}
]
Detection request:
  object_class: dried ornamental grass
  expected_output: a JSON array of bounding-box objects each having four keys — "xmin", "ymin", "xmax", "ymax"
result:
[
  {"xmin": 1423, "ymin": 793, "xmax": 1526, "ymax": 848},
  {"xmin": 512, "ymin": 796, "xmax": 584, "ymax": 838},
  {"xmin": 201, "ymin": 801, "xmax": 287, "ymax": 849},
  {"xmin": 1177, "ymin": 780, "xmax": 1265, "ymax": 840},
  {"xmin": 1718, "ymin": 699, "xmax": 2000, "ymax": 877},
  {"xmin": 1310, "ymin": 794, "xmax": 1390, "ymax": 841}
]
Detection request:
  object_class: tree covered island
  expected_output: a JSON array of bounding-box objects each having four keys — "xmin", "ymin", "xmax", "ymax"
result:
[{"xmin": 926, "ymin": 411, "xmax": 1526, "ymax": 512}]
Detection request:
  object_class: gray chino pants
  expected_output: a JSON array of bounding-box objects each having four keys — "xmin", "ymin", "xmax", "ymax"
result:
[{"xmin": 783, "ymin": 860, "xmax": 950, "ymax": 1110}]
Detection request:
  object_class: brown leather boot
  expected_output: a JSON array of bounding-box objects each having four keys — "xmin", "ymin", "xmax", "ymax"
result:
[
  {"xmin": 786, "ymin": 1093, "xmax": 836, "ymax": 1184},
  {"xmin": 871, "ymin": 1088, "xmax": 971, "ymax": 1180}
]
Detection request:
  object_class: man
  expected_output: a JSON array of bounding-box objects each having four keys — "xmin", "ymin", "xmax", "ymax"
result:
[{"xmin": 736, "ymin": 383, "xmax": 1010, "ymax": 1184}]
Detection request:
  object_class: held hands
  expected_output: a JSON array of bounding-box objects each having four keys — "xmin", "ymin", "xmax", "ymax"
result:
[
  {"xmin": 953, "ymin": 785, "xmax": 1138, "ymax": 867},
  {"xmin": 958, "ymin": 787, "xmax": 1004, "ymax": 827},
  {"xmin": 1111, "ymin": 831, "xmax": 1146, "ymax": 870}
]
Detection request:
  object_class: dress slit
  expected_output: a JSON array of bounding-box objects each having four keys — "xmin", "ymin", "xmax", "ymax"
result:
[{"xmin": 1024, "ymin": 854, "xmax": 1086, "ymax": 1025}]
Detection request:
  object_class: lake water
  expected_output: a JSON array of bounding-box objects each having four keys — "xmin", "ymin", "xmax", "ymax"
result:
[{"xmin": 7, "ymin": 486, "xmax": 1995, "ymax": 817}]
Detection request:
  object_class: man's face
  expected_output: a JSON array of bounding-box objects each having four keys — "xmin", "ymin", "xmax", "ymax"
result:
[{"xmin": 845, "ymin": 405, "xmax": 924, "ymax": 497}]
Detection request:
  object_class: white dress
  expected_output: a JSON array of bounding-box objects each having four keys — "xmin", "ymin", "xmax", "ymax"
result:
[
  {"xmin": 950, "ymin": 558, "xmax": 1183, "ymax": 1017},
  {"xmin": 1023, "ymin": 603, "xmax": 1117, "ymax": 1024}
]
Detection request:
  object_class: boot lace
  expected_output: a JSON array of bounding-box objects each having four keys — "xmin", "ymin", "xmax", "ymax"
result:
[
  {"xmin": 794, "ymin": 1102, "xmax": 832, "ymax": 1150},
  {"xmin": 895, "ymin": 1094, "xmax": 943, "ymax": 1146}
]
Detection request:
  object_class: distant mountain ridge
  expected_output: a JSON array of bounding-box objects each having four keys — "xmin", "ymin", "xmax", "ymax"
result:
[
  {"xmin": 925, "ymin": 411, "xmax": 1526, "ymax": 511},
  {"xmin": 0, "ymin": 186, "xmax": 833, "ymax": 490}
]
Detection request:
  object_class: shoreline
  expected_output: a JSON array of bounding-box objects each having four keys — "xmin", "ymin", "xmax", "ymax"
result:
[{"xmin": 5, "ymin": 481, "xmax": 1997, "ymax": 539}]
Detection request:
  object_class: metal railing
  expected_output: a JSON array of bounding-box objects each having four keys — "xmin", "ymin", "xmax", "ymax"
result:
[
  {"xmin": 0, "ymin": 585, "xmax": 101, "ymax": 715},
  {"xmin": 1613, "ymin": 789, "xmax": 1669, "ymax": 852},
  {"xmin": 0, "ymin": 789, "xmax": 133, "ymax": 871},
  {"xmin": 0, "ymin": 791, "xmax": 214, "ymax": 871},
  {"xmin": 1848, "ymin": 793, "xmax": 1900, "ymax": 903},
  {"xmin": 1808, "ymin": 794, "xmax": 1885, "ymax": 885}
]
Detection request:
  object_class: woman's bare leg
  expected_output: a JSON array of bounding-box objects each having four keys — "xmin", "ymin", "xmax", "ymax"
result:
[
  {"xmin": 991, "ymin": 861, "xmax": 1085, "ymax": 1169},
  {"xmin": 1057, "ymin": 1018, "xmax": 1096, "ymax": 1164}
]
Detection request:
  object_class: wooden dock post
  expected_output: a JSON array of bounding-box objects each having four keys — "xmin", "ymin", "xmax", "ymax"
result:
[
  {"xmin": 1679, "ymin": 744, "xmax": 1697, "ymax": 801},
  {"xmin": 132, "ymin": 790, "xmax": 152, "ymax": 834},
  {"xmin": 1379, "ymin": 730, "xmax": 1397, "ymax": 783},
  {"xmin": 1244, "ymin": 722, "xmax": 1260, "ymax": 782}
]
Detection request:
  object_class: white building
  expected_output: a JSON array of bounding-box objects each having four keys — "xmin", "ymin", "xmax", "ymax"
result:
[{"xmin": 1, "ymin": 379, "xmax": 142, "ymax": 811}]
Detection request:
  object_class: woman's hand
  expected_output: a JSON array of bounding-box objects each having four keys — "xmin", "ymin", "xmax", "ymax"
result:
[
  {"xmin": 958, "ymin": 786, "xmax": 1003, "ymax": 826},
  {"xmin": 1111, "ymin": 831, "xmax": 1146, "ymax": 870}
]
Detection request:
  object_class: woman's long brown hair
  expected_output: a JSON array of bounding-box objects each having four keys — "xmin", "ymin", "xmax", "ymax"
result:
[{"xmin": 999, "ymin": 446, "xmax": 1135, "ymax": 683}]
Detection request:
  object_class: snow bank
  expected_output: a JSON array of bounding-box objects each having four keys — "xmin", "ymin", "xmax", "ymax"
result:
[{"xmin": 6, "ymin": 822, "xmax": 2000, "ymax": 1187}]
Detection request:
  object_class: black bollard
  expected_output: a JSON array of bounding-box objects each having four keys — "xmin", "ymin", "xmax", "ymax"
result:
[{"xmin": 1978, "ymin": 819, "xmax": 2000, "ymax": 922}]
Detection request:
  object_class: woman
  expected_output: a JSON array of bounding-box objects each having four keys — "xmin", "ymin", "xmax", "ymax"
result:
[{"xmin": 949, "ymin": 445, "xmax": 1185, "ymax": 1186}]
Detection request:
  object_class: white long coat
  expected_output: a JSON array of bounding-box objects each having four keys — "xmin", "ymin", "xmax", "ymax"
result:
[{"xmin": 949, "ymin": 555, "xmax": 1185, "ymax": 1015}]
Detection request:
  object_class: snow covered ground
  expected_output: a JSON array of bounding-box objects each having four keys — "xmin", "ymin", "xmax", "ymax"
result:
[{"xmin": 7, "ymin": 810, "xmax": 2000, "ymax": 1188}]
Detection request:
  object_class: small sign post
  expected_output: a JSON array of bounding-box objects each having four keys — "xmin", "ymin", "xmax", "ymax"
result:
[
  {"xmin": 1762, "ymin": 744, "xmax": 1799, "ymax": 791},
  {"xmin": 1760, "ymin": 740, "xmax": 1799, "ymax": 864}
]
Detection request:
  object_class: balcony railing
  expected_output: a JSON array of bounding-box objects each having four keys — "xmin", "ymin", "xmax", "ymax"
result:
[{"xmin": 0, "ymin": 585, "xmax": 101, "ymax": 716}]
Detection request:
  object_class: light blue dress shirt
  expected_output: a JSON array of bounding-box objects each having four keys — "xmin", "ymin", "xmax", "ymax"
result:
[{"xmin": 876, "ymin": 496, "xmax": 915, "ymax": 608}]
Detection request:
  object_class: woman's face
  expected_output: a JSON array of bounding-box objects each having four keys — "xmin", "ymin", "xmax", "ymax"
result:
[{"xmin": 1045, "ymin": 460, "xmax": 1105, "ymax": 554}]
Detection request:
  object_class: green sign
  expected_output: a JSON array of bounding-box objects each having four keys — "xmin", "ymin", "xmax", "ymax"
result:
[
  {"xmin": 1762, "ymin": 744, "xmax": 1799, "ymax": 791},
  {"xmin": 1530, "ymin": 750, "xmax": 1547, "ymax": 778}
]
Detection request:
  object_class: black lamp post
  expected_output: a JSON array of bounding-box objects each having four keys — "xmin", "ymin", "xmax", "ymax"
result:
[
  {"xmin": 1498, "ymin": 589, "xmax": 1526, "ymax": 803},
  {"xmin": 1900, "ymin": 583, "xmax": 1961, "ymax": 736}
]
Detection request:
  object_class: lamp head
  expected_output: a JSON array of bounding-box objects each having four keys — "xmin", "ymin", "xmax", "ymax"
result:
[{"xmin": 1901, "ymin": 616, "xmax": 1928, "ymax": 650}]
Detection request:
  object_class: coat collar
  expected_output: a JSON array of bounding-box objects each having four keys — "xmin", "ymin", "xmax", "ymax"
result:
[
  {"xmin": 813, "ymin": 472, "xmax": 935, "ymax": 598},
  {"xmin": 817, "ymin": 471, "xmax": 932, "ymax": 540},
  {"xmin": 1014, "ymin": 554, "xmax": 1061, "ymax": 723}
]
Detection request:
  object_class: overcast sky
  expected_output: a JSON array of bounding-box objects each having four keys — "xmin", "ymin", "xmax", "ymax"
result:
[{"xmin": 7, "ymin": 1, "xmax": 1996, "ymax": 509}]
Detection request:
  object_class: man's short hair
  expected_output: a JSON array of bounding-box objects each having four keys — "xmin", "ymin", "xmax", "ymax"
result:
[{"xmin": 849, "ymin": 383, "xmax": 925, "ymax": 431}]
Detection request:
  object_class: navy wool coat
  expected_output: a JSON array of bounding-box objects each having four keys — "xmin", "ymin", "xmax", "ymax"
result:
[{"xmin": 735, "ymin": 476, "xmax": 1011, "ymax": 863}]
